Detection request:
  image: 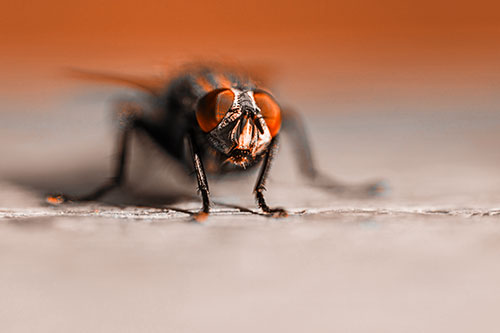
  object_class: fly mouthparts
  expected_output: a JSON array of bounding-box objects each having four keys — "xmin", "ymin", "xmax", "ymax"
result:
[
  {"xmin": 231, "ymin": 149, "xmax": 251, "ymax": 158},
  {"xmin": 255, "ymin": 119, "xmax": 265, "ymax": 134}
]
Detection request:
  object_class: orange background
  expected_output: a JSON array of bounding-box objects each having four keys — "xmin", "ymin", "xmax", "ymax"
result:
[{"xmin": 1, "ymin": 0, "xmax": 499, "ymax": 112}]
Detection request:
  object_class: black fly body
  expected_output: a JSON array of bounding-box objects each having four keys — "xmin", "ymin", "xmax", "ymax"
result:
[{"xmin": 47, "ymin": 65, "xmax": 384, "ymax": 221}]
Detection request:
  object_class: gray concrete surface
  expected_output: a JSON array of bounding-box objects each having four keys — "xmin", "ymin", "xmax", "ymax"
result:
[{"xmin": 1, "ymin": 90, "xmax": 500, "ymax": 332}]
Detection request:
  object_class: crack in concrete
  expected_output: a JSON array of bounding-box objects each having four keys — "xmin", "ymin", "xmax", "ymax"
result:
[{"xmin": 2, "ymin": 207, "xmax": 500, "ymax": 220}]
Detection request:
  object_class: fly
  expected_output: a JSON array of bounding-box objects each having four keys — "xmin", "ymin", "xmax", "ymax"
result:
[{"xmin": 47, "ymin": 65, "xmax": 384, "ymax": 221}]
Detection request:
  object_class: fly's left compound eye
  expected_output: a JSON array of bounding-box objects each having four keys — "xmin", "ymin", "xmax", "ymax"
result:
[
  {"xmin": 254, "ymin": 91, "xmax": 282, "ymax": 137},
  {"xmin": 196, "ymin": 89, "xmax": 235, "ymax": 132}
]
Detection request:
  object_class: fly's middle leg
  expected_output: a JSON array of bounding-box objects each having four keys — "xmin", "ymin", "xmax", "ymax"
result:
[
  {"xmin": 281, "ymin": 108, "xmax": 387, "ymax": 196},
  {"xmin": 46, "ymin": 101, "xmax": 142, "ymax": 204}
]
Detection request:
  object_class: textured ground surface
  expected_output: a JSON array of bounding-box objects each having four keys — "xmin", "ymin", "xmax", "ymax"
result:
[{"xmin": 1, "ymin": 92, "xmax": 500, "ymax": 332}]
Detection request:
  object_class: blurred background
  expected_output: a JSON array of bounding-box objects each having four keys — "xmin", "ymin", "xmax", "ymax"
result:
[
  {"xmin": 1, "ymin": 0, "xmax": 499, "ymax": 109},
  {"xmin": 1, "ymin": 0, "xmax": 500, "ymax": 202}
]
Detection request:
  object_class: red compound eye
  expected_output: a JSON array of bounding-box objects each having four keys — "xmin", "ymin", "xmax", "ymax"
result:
[
  {"xmin": 254, "ymin": 91, "xmax": 282, "ymax": 137},
  {"xmin": 196, "ymin": 89, "xmax": 235, "ymax": 132}
]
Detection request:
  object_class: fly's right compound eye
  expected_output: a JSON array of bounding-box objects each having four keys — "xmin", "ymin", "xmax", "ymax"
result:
[
  {"xmin": 254, "ymin": 91, "xmax": 282, "ymax": 137},
  {"xmin": 196, "ymin": 89, "xmax": 235, "ymax": 132}
]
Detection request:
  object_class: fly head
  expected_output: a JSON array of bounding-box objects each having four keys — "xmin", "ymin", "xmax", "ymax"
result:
[{"xmin": 195, "ymin": 88, "xmax": 282, "ymax": 168}]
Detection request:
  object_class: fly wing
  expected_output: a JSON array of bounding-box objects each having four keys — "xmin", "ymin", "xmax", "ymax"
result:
[
  {"xmin": 242, "ymin": 62, "xmax": 280, "ymax": 88},
  {"xmin": 64, "ymin": 68, "xmax": 166, "ymax": 96}
]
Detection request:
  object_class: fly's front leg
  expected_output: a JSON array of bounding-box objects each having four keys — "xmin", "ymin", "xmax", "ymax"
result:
[
  {"xmin": 281, "ymin": 108, "xmax": 386, "ymax": 196},
  {"xmin": 254, "ymin": 136, "xmax": 288, "ymax": 217},
  {"xmin": 187, "ymin": 133, "xmax": 211, "ymax": 222},
  {"xmin": 46, "ymin": 102, "xmax": 141, "ymax": 205}
]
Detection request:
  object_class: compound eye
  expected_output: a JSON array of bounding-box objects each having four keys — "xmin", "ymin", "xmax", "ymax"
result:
[
  {"xmin": 196, "ymin": 89, "xmax": 235, "ymax": 132},
  {"xmin": 254, "ymin": 91, "xmax": 282, "ymax": 137}
]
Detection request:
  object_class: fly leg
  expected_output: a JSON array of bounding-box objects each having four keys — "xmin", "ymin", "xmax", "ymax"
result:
[
  {"xmin": 254, "ymin": 136, "xmax": 288, "ymax": 217},
  {"xmin": 187, "ymin": 133, "xmax": 211, "ymax": 222},
  {"xmin": 281, "ymin": 108, "xmax": 386, "ymax": 196},
  {"xmin": 46, "ymin": 102, "xmax": 141, "ymax": 204}
]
